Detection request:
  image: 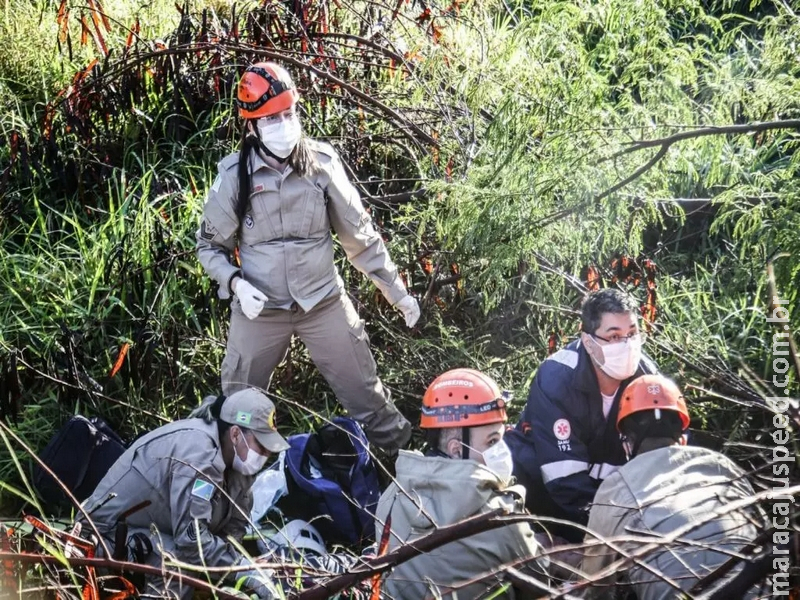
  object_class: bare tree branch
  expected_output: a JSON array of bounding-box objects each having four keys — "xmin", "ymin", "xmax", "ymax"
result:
[
  {"xmin": 293, "ymin": 508, "xmax": 507, "ymax": 600},
  {"xmin": 688, "ymin": 528, "xmax": 774, "ymax": 595},
  {"xmin": 364, "ymin": 189, "xmax": 427, "ymax": 206},
  {"xmin": 603, "ymin": 119, "xmax": 800, "ymax": 162},
  {"xmin": 0, "ymin": 552, "xmax": 242, "ymax": 599},
  {"xmin": 533, "ymin": 119, "xmax": 800, "ymax": 228},
  {"xmin": 87, "ymin": 42, "xmax": 439, "ymax": 149}
]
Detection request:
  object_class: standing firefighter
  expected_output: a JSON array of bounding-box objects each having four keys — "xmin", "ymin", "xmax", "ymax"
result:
[
  {"xmin": 581, "ymin": 375, "xmax": 767, "ymax": 598},
  {"xmin": 375, "ymin": 368, "xmax": 544, "ymax": 599},
  {"xmin": 196, "ymin": 61, "xmax": 418, "ymax": 453},
  {"xmin": 80, "ymin": 390, "xmax": 288, "ymax": 599}
]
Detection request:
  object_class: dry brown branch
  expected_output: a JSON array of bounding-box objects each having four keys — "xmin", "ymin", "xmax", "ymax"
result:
[
  {"xmin": 292, "ymin": 507, "xmax": 507, "ymax": 600},
  {"xmin": 533, "ymin": 119, "xmax": 800, "ymax": 229},
  {"xmin": 0, "ymin": 551, "xmax": 242, "ymax": 599},
  {"xmin": 364, "ymin": 189, "xmax": 427, "ymax": 206},
  {"xmin": 688, "ymin": 528, "xmax": 774, "ymax": 595},
  {"xmin": 603, "ymin": 119, "xmax": 800, "ymax": 162},
  {"xmin": 564, "ymin": 484, "xmax": 797, "ymax": 596},
  {"xmin": 80, "ymin": 41, "xmax": 439, "ymax": 149},
  {"xmin": 3, "ymin": 349, "xmax": 169, "ymax": 422}
]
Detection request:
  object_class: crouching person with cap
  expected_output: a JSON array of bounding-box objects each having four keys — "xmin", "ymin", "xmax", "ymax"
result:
[
  {"xmin": 374, "ymin": 369, "xmax": 544, "ymax": 599},
  {"xmin": 581, "ymin": 375, "xmax": 765, "ymax": 598},
  {"xmin": 79, "ymin": 389, "xmax": 290, "ymax": 599}
]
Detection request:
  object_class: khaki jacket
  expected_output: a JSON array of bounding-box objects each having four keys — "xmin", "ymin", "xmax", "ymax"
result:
[
  {"xmin": 196, "ymin": 140, "xmax": 407, "ymax": 311},
  {"xmin": 582, "ymin": 445, "xmax": 762, "ymax": 599},
  {"xmin": 375, "ymin": 451, "xmax": 542, "ymax": 599},
  {"xmin": 81, "ymin": 418, "xmax": 253, "ymax": 568}
]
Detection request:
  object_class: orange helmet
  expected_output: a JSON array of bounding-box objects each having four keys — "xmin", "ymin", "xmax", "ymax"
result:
[
  {"xmin": 236, "ymin": 62, "xmax": 300, "ymax": 120},
  {"xmin": 617, "ymin": 374, "xmax": 690, "ymax": 432},
  {"xmin": 420, "ymin": 368, "xmax": 510, "ymax": 429}
]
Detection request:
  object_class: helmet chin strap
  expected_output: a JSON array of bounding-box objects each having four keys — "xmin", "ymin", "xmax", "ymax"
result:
[
  {"xmin": 461, "ymin": 427, "xmax": 471, "ymax": 460},
  {"xmin": 251, "ymin": 133, "xmax": 290, "ymax": 164}
]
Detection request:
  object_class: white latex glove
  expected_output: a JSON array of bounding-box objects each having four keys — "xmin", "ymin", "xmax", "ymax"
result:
[
  {"xmin": 394, "ymin": 295, "xmax": 420, "ymax": 328},
  {"xmin": 234, "ymin": 278, "xmax": 268, "ymax": 320}
]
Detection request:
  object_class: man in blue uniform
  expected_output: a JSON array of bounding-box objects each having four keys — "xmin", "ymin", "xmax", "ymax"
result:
[{"xmin": 506, "ymin": 289, "xmax": 658, "ymax": 541}]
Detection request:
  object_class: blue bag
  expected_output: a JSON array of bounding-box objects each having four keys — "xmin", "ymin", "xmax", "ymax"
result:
[{"xmin": 278, "ymin": 417, "xmax": 380, "ymax": 545}]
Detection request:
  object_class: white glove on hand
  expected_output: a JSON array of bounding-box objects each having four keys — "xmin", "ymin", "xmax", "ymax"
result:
[
  {"xmin": 394, "ymin": 295, "xmax": 420, "ymax": 328},
  {"xmin": 234, "ymin": 279, "xmax": 268, "ymax": 320}
]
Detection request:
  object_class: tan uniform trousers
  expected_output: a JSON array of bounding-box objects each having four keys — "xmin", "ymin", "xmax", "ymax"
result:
[{"xmin": 221, "ymin": 291, "xmax": 411, "ymax": 452}]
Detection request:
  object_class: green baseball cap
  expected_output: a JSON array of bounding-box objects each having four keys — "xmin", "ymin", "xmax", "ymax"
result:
[{"xmin": 220, "ymin": 389, "xmax": 290, "ymax": 452}]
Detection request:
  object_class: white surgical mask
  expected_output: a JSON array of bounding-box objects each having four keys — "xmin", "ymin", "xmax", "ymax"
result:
[
  {"xmin": 480, "ymin": 440, "xmax": 514, "ymax": 485},
  {"xmin": 232, "ymin": 433, "xmax": 268, "ymax": 475},
  {"xmin": 257, "ymin": 116, "xmax": 302, "ymax": 159},
  {"xmin": 461, "ymin": 439, "xmax": 514, "ymax": 485},
  {"xmin": 597, "ymin": 334, "xmax": 643, "ymax": 380}
]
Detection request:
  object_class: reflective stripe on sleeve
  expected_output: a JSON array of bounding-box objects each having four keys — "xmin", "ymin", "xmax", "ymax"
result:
[
  {"xmin": 541, "ymin": 460, "xmax": 589, "ymax": 483},
  {"xmin": 589, "ymin": 463, "xmax": 619, "ymax": 480}
]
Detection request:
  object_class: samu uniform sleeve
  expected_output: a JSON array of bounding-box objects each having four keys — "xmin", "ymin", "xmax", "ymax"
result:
[
  {"xmin": 168, "ymin": 441, "xmax": 243, "ymax": 568},
  {"xmin": 196, "ymin": 153, "xmax": 242, "ymax": 300},
  {"xmin": 526, "ymin": 356, "xmax": 599, "ymax": 527},
  {"xmin": 317, "ymin": 144, "xmax": 408, "ymax": 306}
]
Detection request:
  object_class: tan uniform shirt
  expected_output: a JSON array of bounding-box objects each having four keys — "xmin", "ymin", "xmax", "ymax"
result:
[
  {"xmin": 375, "ymin": 451, "xmax": 543, "ymax": 599},
  {"xmin": 81, "ymin": 418, "xmax": 253, "ymax": 568},
  {"xmin": 196, "ymin": 140, "xmax": 407, "ymax": 311},
  {"xmin": 582, "ymin": 445, "xmax": 762, "ymax": 599}
]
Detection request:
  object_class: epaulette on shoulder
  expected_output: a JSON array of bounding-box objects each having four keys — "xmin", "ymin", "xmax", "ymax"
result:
[
  {"xmin": 218, "ymin": 151, "xmax": 240, "ymax": 172},
  {"xmin": 307, "ymin": 139, "xmax": 338, "ymax": 160}
]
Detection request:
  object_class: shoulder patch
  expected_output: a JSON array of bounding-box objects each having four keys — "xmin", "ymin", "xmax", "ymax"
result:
[
  {"xmin": 191, "ymin": 478, "xmax": 214, "ymax": 501},
  {"xmin": 547, "ymin": 348, "xmax": 579, "ymax": 370},
  {"xmin": 199, "ymin": 220, "xmax": 216, "ymax": 240},
  {"xmin": 553, "ymin": 418, "xmax": 571, "ymax": 440}
]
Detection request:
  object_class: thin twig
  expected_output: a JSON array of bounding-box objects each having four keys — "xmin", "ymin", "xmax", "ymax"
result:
[
  {"xmin": 0, "ymin": 552, "xmax": 242, "ymax": 600},
  {"xmin": 533, "ymin": 119, "xmax": 800, "ymax": 228}
]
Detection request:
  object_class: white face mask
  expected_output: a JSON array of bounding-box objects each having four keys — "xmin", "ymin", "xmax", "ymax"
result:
[
  {"xmin": 461, "ymin": 439, "xmax": 514, "ymax": 485},
  {"xmin": 480, "ymin": 440, "xmax": 514, "ymax": 485},
  {"xmin": 597, "ymin": 334, "xmax": 643, "ymax": 380},
  {"xmin": 232, "ymin": 431, "xmax": 268, "ymax": 475},
  {"xmin": 257, "ymin": 116, "xmax": 302, "ymax": 159}
]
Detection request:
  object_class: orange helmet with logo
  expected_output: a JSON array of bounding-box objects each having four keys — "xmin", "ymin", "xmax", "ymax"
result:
[
  {"xmin": 236, "ymin": 62, "xmax": 299, "ymax": 120},
  {"xmin": 617, "ymin": 374, "xmax": 690, "ymax": 432},
  {"xmin": 420, "ymin": 368, "xmax": 510, "ymax": 429}
]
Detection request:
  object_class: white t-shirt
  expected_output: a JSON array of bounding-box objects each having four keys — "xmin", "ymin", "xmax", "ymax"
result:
[{"xmin": 602, "ymin": 390, "xmax": 619, "ymax": 419}]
